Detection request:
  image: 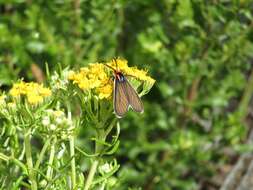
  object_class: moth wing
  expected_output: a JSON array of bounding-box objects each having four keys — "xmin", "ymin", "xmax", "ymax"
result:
[
  {"xmin": 125, "ymin": 79, "xmax": 144, "ymax": 113},
  {"xmin": 114, "ymin": 79, "xmax": 129, "ymax": 118}
]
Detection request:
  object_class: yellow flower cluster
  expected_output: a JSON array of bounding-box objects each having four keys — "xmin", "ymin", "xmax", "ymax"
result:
[
  {"xmin": 68, "ymin": 63, "xmax": 113, "ymax": 99},
  {"xmin": 108, "ymin": 58, "xmax": 155, "ymax": 85},
  {"xmin": 68, "ymin": 58, "xmax": 155, "ymax": 99},
  {"xmin": 9, "ymin": 81, "xmax": 52, "ymax": 105}
]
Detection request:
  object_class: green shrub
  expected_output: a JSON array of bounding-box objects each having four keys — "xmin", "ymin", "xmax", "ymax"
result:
[{"xmin": 1, "ymin": 0, "xmax": 253, "ymax": 189}]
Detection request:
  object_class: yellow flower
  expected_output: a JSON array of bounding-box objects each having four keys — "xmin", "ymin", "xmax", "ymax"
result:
[
  {"xmin": 97, "ymin": 82, "xmax": 113, "ymax": 99},
  {"xmin": 39, "ymin": 88, "xmax": 52, "ymax": 97},
  {"xmin": 27, "ymin": 95, "xmax": 43, "ymax": 105},
  {"xmin": 68, "ymin": 63, "xmax": 112, "ymax": 99},
  {"xmin": 108, "ymin": 58, "xmax": 155, "ymax": 85},
  {"xmin": 125, "ymin": 67, "xmax": 155, "ymax": 85},
  {"xmin": 9, "ymin": 81, "xmax": 51, "ymax": 105},
  {"xmin": 68, "ymin": 58, "xmax": 155, "ymax": 99},
  {"xmin": 9, "ymin": 81, "xmax": 27, "ymax": 97},
  {"xmin": 67, "ymin": 71, "xmax": 76, "ymax": 80},
  {"xmin": 108, "ymin": 58, "xmax": 128, "ymax": 70}
]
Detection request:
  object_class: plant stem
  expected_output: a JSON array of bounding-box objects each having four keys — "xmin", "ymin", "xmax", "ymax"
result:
[
  {"xmin": 0, "ymin": 152, "xmax": 28, "ymax": 174},
  {"xmin": 69, "ymin": 136, "xmax": 76, "ymax": 189},
  {"xmin": 84, "ymin": 159, "xmax": 99, "ymax": 190},
  {"xmin": 0, "ymin": 152, "xmax": 9, "ymax": 161},
  {"xmin": 35, "ymin": 138, "xmax": 50, "ymax": 170},
  {"xmin": 24, "ymin": 130, "xmax": 37, "ymax": 190},
  {"xmin": 99, "ymin": 181, "xmax": 106, "ymax": 190},
  {"xmin": 46, "ymin": 137, "xmax": 56, "ymax": 180},
  {"xmin": 84, "ymin": 130, "xmax": 104, "ymax": 190},
  {"xmin": 105, "ymin": 118, "xmax": 116, "ymax": 137}
]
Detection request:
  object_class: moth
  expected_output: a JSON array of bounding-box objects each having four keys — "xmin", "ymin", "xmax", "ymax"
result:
[{"xmin": 104, "ymin": 59, "xmax": 144, "ymax": 118}]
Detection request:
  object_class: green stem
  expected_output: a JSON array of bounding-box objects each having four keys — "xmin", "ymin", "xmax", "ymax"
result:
[
  {"xmin": 69, "ymin": 136, "xmax": 76, "ymax": 189},
  {"xmin": 84, "ymin": 130, "xmax": 104, "ymax": 190},
  {"xmin": 100, "ymin": 181, "xmax": 106, "ymax": 190},
  {"xmin": 12, "ymin": 156, "xmax": 28, "ymax": 174},
  {"xmin": 24, "ymin": 130, "xmax": 37, "ymax": 190},
  {"xmin": 105, "ymin": 118, "xmax": 116, "ymax": 137},
  {"xmin": 0, "ymin": 152, "xmax": 9, "ymax": 161},
  {"xmin": 46, "ymin": 137, "xmax": 56, "ymax": 180},
  {"xmin": 0, "ymin": 152, "xmax": 28, "ymax": 174},
  {"xmin": 35, "ymin": 138, "xmax": 51, "ymax": 170},
  {"xmin": 84, "ymin": 159, "xmax": 99, "ymax": 190},
  {"xmin": 66, "ymin": 105, "xmax": 77, "ymax": 189}
]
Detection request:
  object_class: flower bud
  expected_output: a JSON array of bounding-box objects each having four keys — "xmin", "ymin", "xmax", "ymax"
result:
[
  {"xmin": 42, "ymin": 116, "xmax": 50, "ymax": 126},
  {"xmin": 49, "ymin": 124, "xmax": 56, "ymax": 131}
]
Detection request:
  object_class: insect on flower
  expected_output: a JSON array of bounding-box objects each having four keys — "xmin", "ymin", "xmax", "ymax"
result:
[{"xmin": 104, "ymin": 59, "xmax": 144, "ymax": 118}]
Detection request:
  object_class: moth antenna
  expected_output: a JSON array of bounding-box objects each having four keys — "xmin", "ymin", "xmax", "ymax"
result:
[
  {"xmin": 113, "ymin": 58, "xmax": 119, "ymax": 71},
  {"xmin": 102, "ymin": 62, "xmax": 116, "ymax": 72}
]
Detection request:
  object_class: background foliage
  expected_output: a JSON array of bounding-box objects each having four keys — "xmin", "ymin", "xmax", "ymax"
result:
[{"xmin": 1, "ymin": 0, "xmax": 253, "ymax": 189}]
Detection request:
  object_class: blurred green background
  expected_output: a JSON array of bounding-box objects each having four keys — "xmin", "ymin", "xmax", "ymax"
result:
[{"xmin": 1, "ymin": 0, "xmax": 253, "ymax": 189}]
